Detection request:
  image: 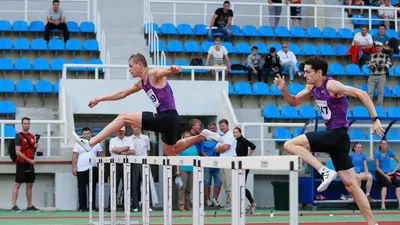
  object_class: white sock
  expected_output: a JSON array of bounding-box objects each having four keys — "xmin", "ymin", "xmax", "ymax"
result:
[{"xmin": 318, "ymin": 166, "xmax": 331, "ymax": 175}]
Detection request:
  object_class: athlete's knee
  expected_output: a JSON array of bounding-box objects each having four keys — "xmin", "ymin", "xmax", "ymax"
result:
[
  {"xmin": 343, "ymin": 179, "xmax": 357, "ymax": 194},
  {"xmin": 283, "ymin": 140, "xmax": 295, "ymax": 154}
]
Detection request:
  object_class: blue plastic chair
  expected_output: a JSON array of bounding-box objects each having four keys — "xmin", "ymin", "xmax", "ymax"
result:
[
  {"xmin": 36, "ymin": 80, "xmax": 53, "ymax": 93},
  {"xmin": 288, "ymin": 43, "xmax": 302, "ymax": 55},
  {"xmin": 143, "ymin": 23, "xmax": 159, "ymax": 34},
  {"xmin": 201, "ymin": 41, "xmax": 214, "ymax": 53},
  {"xmin": 361, "ymin": 64, "xmax": 370, "ymax": 75},
  {"xmin": 352, "ymin": 106, "xmax": 370, "ymax": 119},
  {"xmin": 293, "ymin": 127, "xmax": 303, "ymax": 137},
  {"xmin": 177, "ymin": 24, "xmax": 193, "ymax": 35},
  {"xmin": 54, "ymin": 81, "xmax": 60, "ymax": 93},
  {"xmin": 252, "ymin": 42, "xmax": 268, "ymax": 55},
  {"xmin": 235, "ymin": 82, "xmax": 253, "ymax": 95},
  {"xmin": 51, "ymin": 58, "xmax": 66, "ymax": 71},
  {"xmin": 228, "ymin": 82, "xmax": 236, "ymax": 95},
  {"xmin": 385, "ymin": 29, "xmax": 398, "ymax": 39},
  {"xmin": 66, "ymin": 21, "xmax": 80, "ymax": 33},
  {"xmin": 184, "ymin": 41, "xmax": 202, "ymax": 53},
  {"xmin": 2, "ymin": 125, "xmax": 16, "ymax": 138},
  {"xmin": 66, "ymin": 39, "xmax": 83, "ymax": 51},
  {"xmin": 0, "ymin": 80, "xmax": 14, "ymax": 93},
  {"xmin": 322, "ymin": 27, "xmax": 338, "ymax": 39},
  {"xmin": 318, "ymin": 44, "xmax": 336, "ymax": 56},
  {"xmin": 349, "ymin": 129, "xmax": 366, "ymax": 140},
  {"xmin": 375, "ymin": 106, "xmax": 387, "ymax": 119},
  {"xmin": 13, "ymin": 20, "xmax": 29, "ymax": 32},
  {"xmin": 291, "ymin": 26, "xmax": 307, "ymax": 38},
  {"xmin": 281, "ymin": 105, "xmax": 300, "ymax": 119},
  {"xmin": 288, "ymin": 83, "xmax": 303, "ymax": 95},
  {"xmin": 193, "ymin": 24, "xmax": 207, "ymax": 35},
  {"xmin": 31, "ymin": 39, "xmax": 47, "ymax": 51},
  {"xmin": 222, "ymin": 42, "xmax": 235, "ymax": 53},
  {"xmin": 33, "ymin": 58, "xmax": 50, "ymax": 71},
  {"xmin": 0, "ymin": 58, "xmax": 13, "ymax": 70},
  {"xmin": 252, "ymin": 82, "xmax": 270, "ymax": 96},
  {"xmin": 306, "ymin": 27, "xmax": 323, "ymax": 38},
  {"xmin": 166, "ymin": 40, "xmax": 184, "ymax": 52},
  {"xmin": 16, "ymin": 80, "xmax": 34, "ymax": 93},
  {"xmin": 230, "ymin": 25, "xmax": 244, "ymax": 36},
  {"xmin": 243, "ymin": 25, "xmax": 259, "ymax": 36},
  {"xmin": 259, "ymin": 26, "xmax": 275, "ymax": 37},
  {"xmin": 83, "ymin": 40, "xmax": 99, "ymax": 51},
  {"xmin": 270, "ymin": 83, "xmax": 282, "ymax": 96},
  {"xmin": 29, "ymin": 21, "xmax": 45, "ymax": 32},
  {"xmin": 149, "ymin": 40, "xmax": 165, "ymax": 52},
  {"xmin": 0, "ymin": 101, "xmax": 16, "ymax": 114},
  {"xmin": 299, "ymin": 105, "xmax": 316, "ymax": 119},
  {"xmin": 15, "ymin": 58, "xmax": 31, "ymax": 71},
  {"xmin": 338, "ymin": 28, "xmax": 353, "ymax": 39},
  {"xmin": 69, "ymin": 58, "xmax": 85, "ymax": 72},
  {"xmin": 388, "ymin": 106, "xmax": 400, "ymax": 119},
  {"xmin": 160, "ymin": 23, "xmax": 177, "ymax": 35},
  {"xmin": 235, "ymin": 42, "xmax": 251, "ymax": 54},
  {"xmin": 274, "ymin": 128, "xmax": 292, "ymax": 142},
  {"xmin": 275, "ymin": 26, "xmax": 291, "ymax": 37},
  {"xmin": 87, "ymin": 59, "xmax": 103, "ymax": 72},
  {"xmin": 263, "ymin": 105, "xmax": 282, "ymax": 119},
  {"xmin": 0, "ymin": 38, "xmax": 12, "ymax": 50},
  {"xmin": 80, "ymin": 22, "xmax": 95, "ymax": 33},
  {"xmin": 346, "ymin": 64, "xmax": 364, "ymax": 76},
  {"xmin": 392, "ymin": 85, "xmax": 400, "ymax": 97},
  {"xmin": 268, "ymin": 43, "xmax": 282, "ymax": 52},
  {"xmin": 49, "ymin": 39, "xmax": 65, "ymax": 51},
  {"xmin": 0, "ymin": 20, "xmax": 12, "ymax": 32},
  {"xmin": 335, "ymin": 44, "xmax": 349, "ymax": 56},
  {"xmin": 14, "ymin": 38, "xmax": 29, "ymax": 51},
  {"xmin": 302, "ymin": 44, "xmax": 319, "ymax": 55}
]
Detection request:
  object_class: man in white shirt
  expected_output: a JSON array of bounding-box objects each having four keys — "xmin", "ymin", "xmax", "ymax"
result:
[
  {"xmin": 107, "ymin": 126, "xmax": 135, "ymax": 211},
  {"xmin": 347, "ymin": 26, "xmax": 376, "ymax": 64},
  {"xmin": 379, "ymin": 0, "xmax": 395, "ymax": 29},
  {"xmin": 277, "ymin": 42, "xmax": 300, "ymax": 83},
  {"xmin": 72, "ymin": 127, "xmax": 103, "ymax": 212},
  {"xmin": 206, "ymin": 37, "xmax": 231, "ymax": 80},
  {"xmin": 213, "ymin": 119, "xmax": 236, "ymax": 211}
]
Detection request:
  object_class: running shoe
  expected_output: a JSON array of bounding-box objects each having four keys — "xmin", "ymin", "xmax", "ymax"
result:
[
  {"xmin": 72, "ymin": 131, "xmax": 92, "ymax": 152},
  {"xmin": 317, "ymin": 170, "xmax": 337, "ymax": 192},
  {"xmin": 200, "ymin": 129, "xmax": 222, "ymax": 143}
]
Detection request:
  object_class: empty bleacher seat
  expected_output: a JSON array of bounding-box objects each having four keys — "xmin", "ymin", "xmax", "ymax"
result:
[
  {"xmin": 322, "ymin": 27, "xmax": 338, "ymax": 39},
  {"xmin": 293, "ymin": 127, "xmax": 303, "ymax": 137},
  {"xmin": 259, "ymin": 26, "xmax": 275, "ymax": 37},
  {"xmin": 385, "ymin": 29, "xmax": 398, "ymax": 39},
  {"xmin": 392, "ymin": 85, "xmax": 400, "ymax": 97},
  {"xmin": 149, "ymin": 40, "xmax": 165, "ymax": 52},
  {"xmin": 51, "ymin": 58, "xmax": 66, "ymax": 71},
  {"xmin": 66, "ymin": 39, "xmax": 83, "ymax": 51},
  {"xmin": 281, "ymin": 105, "xmax": 300, "ymax": 119},
  {"xmin": 358, "ymin": 84, "xmax": 368, "ymax": 92},
  {"xmin": 299, "ymin": 105, "xmax": 316, "ymax": 119},
  {"xmin": 288, "ymin": 83, "xmax": 303, "ymax": 95},
  {"xmin": 16, "ymin": 80, "xmax": 34, "ymax": 93},
  {"xmin": 69, "ymin": 58, "xmax": 85, "ymax": 71},
  {"xmin": 263, "ymin": 104, "xmax": 282, "ymax": 119},
  {"xmin": 166, "ymin": 40, "xmax": 184, "ymax": 52},
  {"xmin": 15, "ymin": 58, "xmax": 31, "ymax": 71},
  {"xmin": 328, "ymin": 64, "xmax": 346, "ymax": 76},
  {"xmin": 252, "ymin": 42, "xmax": 268, "ymax": 54},
  {"xmin": 252, "ymin": 82, "xmax": 270, "ymax": 95},
  {"xmin": 31, "ymin": 39, "xmax": 47, "ymax": 51},
  {"xmin": 36, "ymin": 80, "xmax": 53, "ymax": 93},
  {"xmin": 177, "ymin": 24, "xmax": 194, "ymax": 35},
  {"xmin": 66, "ymin": 21, "xmax": 80, "ymax": 33},
  {"xmin": 13, "ymin": 20, "xmax": 29, "ymax": 32},
  {"xmin": 318, "ymin": 44, "xmax": 336, "ymax": 56},
  {"xmin": 235, "ymin": 82, "xmax": 253, "ymax": 95},
  {"xmin": 230, "ymin": 25, "xmax": 243, "ymax": 36},
  {"xmin": 33, "ymin": 58, "xmax": 50, "ymax": 71},
  {"xmin": 349, "ymin": 129, "xmax": 366, "ymax": 140},
  {"xmin": 346, "ymin": 64, "xmax": 364, "ymax": 76},
  {"xmin": 54, "ymin": 81, "xmax": 59, "ymax": 93},
  {"xmin": 375, "ymin": 106, "xmax": 387, "ymax": 119},
  {"xmin": 0, "ymin": 58, "xmax": 13, "ymax": 70},
  {"xmin": 388, "ymin": 106, "xmax": 400, "ymax": 120},
  {"xmin": 160, "ymin": 23, "xmax": 177, "ymax": 35},
  {"xmin": 288, "ymin": 43, "xmax": 301, "ymax": 55},
  {"xmin": 0, "ymin": 101, "xmax": 16, "ymax": 114},
  {"xmin": 0, "ymin": 80, "xmax": 14, "ymax": 93},
  {"xmin": 193, "ymin": 24, "xmax": 207, "ymax": 35},
  {"xmin": 386, "ymin": 129, "xmax": 400, "ymax": 141},
  {"xmin": 49, "ymin": 39, "xmax": 65, "ymax": 51},
  {"xmin": 83, "ymin": 40, "xmax": 99, "ymax": 51},
  {"xmin": 352, "ymin": 106, "xmax": 369, "ymax": 119},
  {"xmin": 275, "ymin": 26, "xmax": 291, "ymax": 37},
  {"xmin": 243, "ymin": 25, "xmax": 259, "ymax": 36},
  {"xmin": 235, "ymin": 42, "xmax": 251, "ymax": 54},
  {"xmin": 87, "ymin": 59, "xmax": 103, "ymax": 72},
  {"xmin": 144, "ymin": 23, "xmax": 159, "ymax": 34},
  {"xmin": 222, "ymin": 42, "xmax": 235, "ymax": 53},
  {"xmin": 173, "ymin": 59, "xmax": 190, "ymax": 73},
  {"xmin": 14, "ymin": 38, "xmax": 29, "ymax": 51},
  {"xmin": 80, "ymin": 21, "xmax": 95, "ymax": 33},
  {"xmin": 302, "ymin": 44, "xmax": 318, "ymax": 55},
  {"xmin": 1, "ymin": 125, "xmax": 16, "ymax": 138},
  {"xmin": 338, "ymin": 28, "xmax": 353, "ymax": 39},
  {"xmin": 335, "ymin": 44, "xmax": 349, "ymax": 56},
  {"xmin": 307, "ymin": 27, "xmax": 323, "ymax": 38},
  {"xmin": 29, "ymin": 21, "xmax": 45, "ymax": 32},
  {"xmin": 184, "ymin": 41, "xmax": 201, "ymax": 53},
  {"xmin": 228, "ymin": 82, "xmax": 236, "ymax": 95},
  {"xmin": 361, "ymin": 64, "xmax": 370, "ymax": 75},
  {"xmin": 0, "ymin": 38, "xmax": 12, "ymax": 50},
  {"xmin": 270, "ymin": 83, "xmax": 282, "ymax": 96},
  {"xmin": 369, "ymin": 28, "xmax": 379, "ymax": 36},
  {"xmin": 201, "ymin": 41, "xmax": 213, "ymax": 53},
  {"xmin": 0, "ymin": 20, "xmax": 12, "ymax": 32},
  {"xmin": 274, "ymin": 128, "xmax": 292, "ymax": 142},
  {"xmin": 291, "ymin": 26, "xmax": 307, "ymax": 38}
]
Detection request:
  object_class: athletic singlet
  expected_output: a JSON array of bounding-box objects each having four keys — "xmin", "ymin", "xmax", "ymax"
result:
[
  {"xmin": 312, "ymin": 77, "xmax": 349, "ymax": 131},
  {"xmin": 141, "ymin": 75, "xmax": 176, "ymax": 113}
]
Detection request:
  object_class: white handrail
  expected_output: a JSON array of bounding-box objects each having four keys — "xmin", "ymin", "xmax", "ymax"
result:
[
  {"xmin": 161, "ymin": 51, "xmax": 166, "ymax": 66},
  {"xmin": 61, "ymin": 87, "xmax": 68, "ymax": 145}
]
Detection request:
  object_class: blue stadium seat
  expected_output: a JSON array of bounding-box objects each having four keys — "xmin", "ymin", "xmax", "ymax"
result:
[
  {"xmin": 0, "ymin": 20, "xmax": 12, "ymax": 32},
  {"xmin": 382, "ymin": 85, "xmax": 392, "ymax": 98},
  {"xmin": 229, "ymin": 61, "xmax": 246, "ymax": 74},
  {"xmin": 252, "ymin": 82, "xmax": 270, "ymax": 96},
  {"xmin": 149, "ymin": 40, "xmax": 165, "ymax": 52},
  {"xmin": 270, "ymin": 83, "xmax": 282, "ymax": 96},
  {"xmin": 346, "ymin": 64, "xmax": 364, "ymax": 76},
  {"xmin": 35, "ymin": 80, "xmax": 53, "ymax": 93},
  {"xmin": 352, "ymin": 15, "xmax": 367, "ymax": 25},
  {"xmin": 49, "ymin": 39, "xmax": 65, "ymax": 51},
  {"xmin": 318, "ymin": 44, "xmax": 336, "ymax": 56},
  {"xmin": 259, "ymin": 26, "xmax": 275, "ymax": 37},
  {"xmin": 275, "ymin": 26, "xmax": 291, "ymax": 37},
  {"xmin": 51, "ymin": 58, "xmax": 66, "ymax": 71},
  {"xmin": 353, "ymin": 28, "xmax": 361, "ymax": 35},
  {"xmin": 201, "ymin": 41, "xmax": 213, "ymax": 53},
  {"xmin": 299, "ymin": 105, "xmax": 316, "ymax": 119},
  {"xmin": 0, "ymin": 101, "xmax": 16, "ymax": 114},
  {"xmin": 177, "ymin": 23, "xmax": 193, "ymax": 35},
  {"xmin": 184, "ymin": 41, "xmax": 201, "ymax": 53},
  {"xmin": 252, "ymin": 43, "xmax": 268, "ymax": 54},
  {"xmin": 54, "ymin": 81, "xmax": 59, "ymax": 93},
  {"xmin": 0, "ymin": 38, "xmax": 12, "ymax": 50},
  {"xmin": 143, "ymin": 23, "xmax": 159, "ymax": 34},
  {"xmin": 243, "ymin": 25, "xmax": 259, "ymax": 36},
  {"xmin": 13, "ymin": 20, "xmax": 29, "ymax": 32},
  {"xmin": 263, "ymin": 104, "xmax": 282, "ymax": 119},
  {"xmin": 293, "ymin": 127, "xmax": 303, "ymax": 137},
  {"xmin": 228, "ymin": 82, "xmax": 236, "ymax": 95},
  {"xmin": 389, "ymin": 67, "xmax": 396, "ymax": 77},
  {"xmin": 369, "ymin": 28, "xmax": 379, "ymax": 36},
  {"xmin": 375, "ymin": 106, "xmax": 387, "ymax": 119},
  {"xmin": 0, "ymin": 80, "xmax": 14, "ymax": 93},
  {"xmin": 335, "ymin": 44, "xmax": 349, "ymax": 56},
  {"xmin": 230, "ymin": 25, "xmax": 244, "ymax": 36},
  {"xmin": 29, "ymin": 21, "xmax": 45, "ymax": 32},
  {"xmin": 288, "ymin": 43, "xmax": 301, "ymax": 55},
  {"xmin": 15, "ymin": 58, "xmax": 31, "ymax": 71},
  {"xmin": 193, "ymin": 24, "xmax": 207, "ymax": 35},
  {"xmin": 166, "ymin": 40, "xmax": 184, "ymax": 52},
  {"xmin": 1, "ymin": 125, "xmax": 16, "ymax": 138},
  {"xmin": 33, "ymin": 58, "xmax": 50, "ymax": 71},
  {"xmin": 235, "ymin": 82, "xmax": 253, "ymax": 95},
  {"xmin": 66, "ymin": 21, "xmax": 80, "ymax": 33},
  {"xmin": 69, "ymin": 58, "xmax": 85, "ymax": 72},
  {"xmin": 371, "ymin": 15, "xmax": 383, "ymax": 25},
  {"xmin": 66, "ymin": 39, "xmax": 82, "ymax": 51},
  {"xmin": 322, "ymin": 27, "xmax": 338, "ymax": 39},
  {"xmin": 306, "ymin": 27, "xmax": 323, "ymax": 38},
  {"xmin": 274, "ymin": 128, "xmax": 292, "ymax": 142},
  {"xmin": 235, "ymin": 42, "xmax": 251, "ymax": 54},
  {"xmin": 395, "ymin": 65, "xmax": 400, "ymax": 76},
  {"xmin": 392, "ymin": 85, "xmax": 400, "ymax": 97},
  {"xmin": 14, "ymin": 38, "xmax": 29, "ymax": 51},
  {"xmin": 16, "ymin": 80, "xmax": 34, "ymax": 93},
  {"xmin": 173, "ymin": 59, "xmax": 190, "ymax": 73},
  {"xmin": 302, "ymin": 44, "xmax": 319, "ymax": 55},
  {"xmin": 349, "ymin": 129, "xmax": 366, "ymax": 140},
  {"xmin": 328, "ymin": 64, "xmax": 346, "ymax": 76},
  {"xmin": 281, "ymin": 105, "xmax": 300, "ymax": 119},
  {"xmin": 268, "ymin": 43, "xmax": 281, "ymax": 52},
  {"xmin": 386, "ymin": 129, "xmax": 400, "ymax": 141},
  {"xmin": 385, "ymin": 29, "xmax": 398, "ymax": 39},
  {"xmin": 222, "ymin": 42, "xmax": 235, "ymax": 53},
  {"xmin": 388, "ymin": 106, "xmax": 400, "ymax": 119},
  {"xmin": 160, "ymin": 23, "xmax": 177, "ymax": 35},
  {"xmin": 338, "ymin": 28, "xmax": 353, "ymax": 39},
  {"xmin": 0, "ymin": 58, "xmax": 13, "ymax": 70},
  {"xmin": 345, "ymin": 83, "xmax": 355, "ymax": 88},
  {"xmin": 87, "ymin": 59, "xmax": 103, "ymax": 72},
  {"xmin": 352, "ymin": 106, "xmax": 369, "ymax": 119},
  {"xmin": 361, "ymin": 64, "xmax": 370, "ymax": 75},
  {"xmin": 31, "ymin": 39, "xmax": 47, "ymax": 51},
  {"xmin": 291, "ymin": 26, "xmax": 307, "ymax": 38},
  {"xmin": 288, "ymin": 83, "xmax": 303, "ymax": 95},
  {"xmin": 358, "ymin": 84, "xmax": 368, "ymax": 92},
  {"xmin": 83, "ymin": 40, "xmax": 99, "ymax": 51},
  {"xmin": 80, "ymin": 21, "xmax": 95, "ymax": 33},
  {"xmin": 347, "ymin": 108, "xmax": 354, "ymax": 120}
]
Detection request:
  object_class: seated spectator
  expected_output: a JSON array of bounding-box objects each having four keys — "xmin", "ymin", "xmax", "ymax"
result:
[
  {"xmin": 372, "ymin": 0, "xmax": 384, "ymax": 6},
  {"xmin": 373, "ymin": 25, "xmax": 393, "ymax": 60},
  {"xmin": 277, "ymin": 42, "xmax": 300, "ymax": 83},
  {"xmin": 379, "ymin": 0, "xmax": 395, "ymax": 30},
  {"xmin": 347, "ymin": 26, "xmax": 375, "ymax": 65},
  {"xmin": 373, "ymin": 138, "xmax": 400, "ymax": 210},
  {"xmin": 246, "ymin": 46, "xmax": 263, "ymax": 83},
  {"xmin": 289, "ymin": 0, "xmax": 304, "ymax": 28},
  {"xmin": 205, "ymin": 37, "xmax": 231, "ymax": 80},
  {"xmin": 346, "ymin": 0, "xmax": 365, "ymax": 18},
  {"xmin": 263, "ymin": 47, "xmax": 281, "ymax": 84},
  {"xmin": 208, "ymin": 1, "xmax": 233, "ymax": 42},
  {"xmin": 349, "ymin": 143, "xmax": 373, "ymax": 202},
  {"xmin": 45, "ymin": 0, "xmax": 69, "ymax": 43}
]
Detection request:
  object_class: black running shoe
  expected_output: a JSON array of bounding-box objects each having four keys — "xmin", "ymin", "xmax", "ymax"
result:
[{"xmin": 27, "ymin": 205, "xmax": 41, "ymax": 212}]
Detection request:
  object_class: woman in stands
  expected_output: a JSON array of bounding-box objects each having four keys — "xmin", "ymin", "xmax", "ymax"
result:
[
  {"xmin": 374, "ymin": 138, "xmax": 400, "ymax": 210},
  {"xmin": 349, "ymin": 142, "xmax": 374, "ymax": 201}
]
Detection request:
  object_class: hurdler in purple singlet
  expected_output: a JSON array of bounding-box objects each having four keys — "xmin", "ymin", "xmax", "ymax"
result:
[{"xmin": 141, "ymin": 75, "xmax": 176, "ymax": 113}]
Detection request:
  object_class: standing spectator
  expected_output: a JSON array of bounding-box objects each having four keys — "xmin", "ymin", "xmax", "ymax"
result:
[
  {"xmin": 208, "ymin": 1, "xmax": 233, "ymax": 42},
  {"xmin": 289, "ymin": 0, "xmax": 304, "ymax": 28},
  {"xmin": 176, "ymin": 131, "xmax": 199, "ymax": 211},
  {"xmin": 277, "ymin": 42, "xmax": 300, "ymax": 83},
  {"xmin": 188, "ymin": 118, "xmax": 202, "ymax": 154},
  {"xmin": 346, "ymin": 0, "xmax": 365, "ymax": 18},
  {"xmin": 11, "ymin": 117, "xmax": 40, "ymax": 212},
  {"xmin": 213, "ymin": 119, "xmax": 237, "ymax": 211},
  {"xmin": 347, "ymin": 26, "xmax": 375, "ymax": 65},
  {"xmin": 206, "ymin": 37, "xmax": 231, "ymax": 80},
  {"xmin": 366, "ymin": 42, "xmax": 391, "ymax": 107},
  {"xmin": 246, "ymin": 46, "xmax": 263, "ymax": 83},
  {"xmin": 373, "ymin": 25, "xmax": 394, "ymax": 60},
  {"xmin": 263, "ymin": 47, "xmax": 281, "ymax": 84},
  {"xmin": 349, "ymin": 143, "xmax": 373, "ymax": 202},
  {"xmin": 44, "ymin": 0, "xmax": 69, "ymax": 43},
  {"xmin": 268, "ymin": 0, "xmax": 289, "ymax": 30},
  {"xmin": 379, "ymin": 0, "xmax": 395, "ymax": 30},
  {"xmin": 372, "ymin": 0, "xmax": 384, "ymax": 6},
  {"xmin": 72, "ymin": 127, "xmax": 103, "ymax": 212}
]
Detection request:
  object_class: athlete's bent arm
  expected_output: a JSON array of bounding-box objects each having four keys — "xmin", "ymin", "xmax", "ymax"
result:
[
  {"xmin": 274, "ymin": 74, "xmax": 312, "ymax": 106},
  {"xmin": 154, "ymin": 66, "xmax": 182, "ymax": 79}
]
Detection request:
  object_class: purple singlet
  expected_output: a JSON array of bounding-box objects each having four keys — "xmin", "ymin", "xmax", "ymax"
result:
[
  {"xmin": 141, "ymin": 76, "xmax": 176, "ymax": 113},
  {"xmin": 312, "ymin": 77, "xmax": 349, "ymax": 130}
]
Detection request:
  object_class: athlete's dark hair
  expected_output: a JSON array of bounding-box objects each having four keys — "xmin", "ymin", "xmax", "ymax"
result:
[
  {"xmin": 351, "ymin": 142, "xmax": 362, "ymax": 152},
  {"xmin": 82, "ymin": 127, "xmax": 91, "ymax": 133},
  {"xmin": 233, "ymin": 127, "xmax": 241, "ymax": 133},
  {"xmin": 219, "ymin": 119, "xmax": 229, "ymax": 125},
  {"xmin": 304, "ymin": 56, "xmax": 328, "ymax": 76},
  {"xmin": 129, "ymin": 53, "xmax": 148, "ymax": 68}
]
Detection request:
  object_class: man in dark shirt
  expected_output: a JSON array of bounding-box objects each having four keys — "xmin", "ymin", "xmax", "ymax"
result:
[
  {"xmin": 263, "ymin": 47, "xmax": 281, "ymax": 84},
  {"xmin": 208, "ymin": 1, "xmax": 233, "ymax": 42}
]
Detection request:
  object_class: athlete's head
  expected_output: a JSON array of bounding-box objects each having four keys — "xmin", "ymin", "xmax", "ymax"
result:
[
  {"xmin": 379, "ymin": 138, "xmax": 388, "ymax": 151},
  {"xmin": 303, "ymin": 56, "xmax": 328, "ymax": 85},
  {"xmin": 129, "ymin": 53, "xmax": 148, "ymax": 78},
  {"xmin": 81, "ymin": 127, "xmax": 92, "ymax": 139},
  {"xmin": 351, "ymin": 142, "xmax": 362, "ymax": 154},
  {"xmin": 233, "ymin": 127, "xmax": 242, "ymax": 139},
  {"xmin": 218, "ymin": 119, "xmax": 229, "ymax": 134}
]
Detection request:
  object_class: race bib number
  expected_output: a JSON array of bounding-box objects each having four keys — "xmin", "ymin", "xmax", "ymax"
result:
[
  {"xmin": 146, "ymin": 89, "xmax": 160, "ymax": 108},
  {"xmin": 316, "ymin": 100, "xmax": 331, "ymax": 120}
]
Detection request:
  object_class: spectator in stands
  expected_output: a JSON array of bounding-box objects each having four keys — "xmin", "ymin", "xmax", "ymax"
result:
[
  {"xmin": 366, "ymin": 42, "xmax": 391, "ymax": 107},
  {"xmin": 263, "ymin": 47, "xmax": 281, "ymax": 84},
  {"xmin": 349, "ymin": 143, "xmax": 373, "ymax": 202},
  {"xmin": 44, "ymin": 0, "xmax": 69, "ymax": 43},
  {"xmin": 176, "ymin": 131, "xmax": 199, "ymax": 211},
  {"xmin": 247, "ymin": 46, "xmax": 263, "ymax": 83},
  {"xmin": 130, "ymin": 126, "xmax": 153, "ymax": 212},
  {"xmin": 188, "ymin": 118, "xmax": 202, "ymax": 154},
  {"xmin": 72, "ymin": 127, "xmax": 103, "ymax": 212},
  {"xmin": 373, "ymin": 138, "xmax": 400, "ymax": 210},
  {"xmin": 378, "ymin": 0, "xmax": 395, "ymax": 30},
  {"xmin": 394, "ymin": 0, "xmax": 400, "ymax": 18},
  {"xmin": 12, "ymin": 117, "xmax": 40, "ymax": 212},
  {"xmin": 214, "ymin": 119, "xmax": 237, "ymax": 211},
  {"xmin": 200, "ymin": 123, "xmax": 221, "ymax": 208},
  {"xmin": 268, "ymin": 0, "xmax": 289, "ymax": 30},
  {"xmin": 373, "ymin": 25, "xmax": 394, "ymax": 60},
  {"xmin": 347, "ymin": 26, "xmax": 375, "ymax": 65},
  {"xmin": 372, "ymin": 0, "xmax": 384, "ymax": 7},
  {"xmin": 346, "ymin": 0, "xmax": 365, "ymax": 18},
  {"xmin": 277, "ymin": 42, "xmax": 300, "ymax": 83},
  {"xmin": 289, "ymin": 0, "xmax": 304, "ymax": 28},
  {"xmin": 208, "ymin": 1, "xmax": 233, "ymax": 42},
  {"xmin": 107, "ymin": 126, "xmax": 135, "ymax": 212},
  {"xmin": 206, "ymin": 37, "xmax": 231, "ymax": 80}
]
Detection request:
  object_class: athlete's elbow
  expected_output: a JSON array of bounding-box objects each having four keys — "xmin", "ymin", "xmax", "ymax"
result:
[{"xmin": 357, "ymin": 89, "xmax": 369, "ymax": 100}]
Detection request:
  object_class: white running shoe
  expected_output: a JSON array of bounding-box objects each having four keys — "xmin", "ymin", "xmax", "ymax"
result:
[
  {"xmin": 212, "ymin": 198, "xmax": 220, "ymax": 207},
  {"xmin": 200, "ymin": 129, "xmax": 222, "ymax": 143},
  {"xmin": 317, "ymin": 170, "xmax": 337, "ymax": 192},
  {"xmin": 72, "ymin": 131, "xmax": 92, "ymax": 152},
  {"xmin": 206, "ymin": 200, "xmax": 212, "ymax": 207}
]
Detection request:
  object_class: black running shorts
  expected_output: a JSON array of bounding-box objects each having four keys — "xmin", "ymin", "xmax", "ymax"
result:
[
  {"xmin": 305, "ymin": 127, "xmax": 353, "ymax": 172},
  {"xmin": 15, "ymin": 162, "xmax": 35, "ymax": 183},
  {"xmin": 142, "ymin": 110, "xmax": 180, "ymax": 145}
]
